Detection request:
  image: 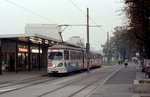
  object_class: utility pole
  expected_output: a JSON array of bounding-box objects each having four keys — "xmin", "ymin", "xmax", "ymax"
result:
[
  {"xmin": 107, "ymin": 32, "xmax": 109, "ymax": 62},
  {"xmin": 0, "ymin": 39, "xmax": 2, "ymax": 75},
  {"xmin": 86, "ymin": 8, "xmax": 90, "ymax": 73}
]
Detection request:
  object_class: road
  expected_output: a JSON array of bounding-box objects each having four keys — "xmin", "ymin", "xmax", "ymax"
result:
[
  {"xmin": 89, "ymin": 62, "xmax": 136, "ymax": 97},
  {"xmin": 0, "ymin": 63, "xmax": 136, "ymax": 97}
]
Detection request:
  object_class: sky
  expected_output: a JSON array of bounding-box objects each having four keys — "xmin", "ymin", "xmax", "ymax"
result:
[{"xmin": 0, "ymin": 0, "xmax": 124, "ymax": 51}]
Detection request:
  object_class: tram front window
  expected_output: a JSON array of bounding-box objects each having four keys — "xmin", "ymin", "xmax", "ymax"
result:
[{"xmin": 48, "ymin": 52, "xmax": 63, "ymax": 60}]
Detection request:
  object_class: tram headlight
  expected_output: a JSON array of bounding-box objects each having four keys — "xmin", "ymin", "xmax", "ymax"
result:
[{"xmin": 53, "ymin": 65, "xmax": 56, "ymax": 68}]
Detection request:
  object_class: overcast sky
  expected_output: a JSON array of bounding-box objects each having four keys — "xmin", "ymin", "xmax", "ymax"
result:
[{"xmin": 0, "ymin": 0, "xmax": 124, "ymax": 51}]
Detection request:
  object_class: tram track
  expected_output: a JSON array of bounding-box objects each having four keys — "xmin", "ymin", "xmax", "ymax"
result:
[
  {"xmin": 38, "ymin": 66, "xmax": 122, "ymax": 97},
  {"xmin": 0, "ymin": 66, "xmax": 122, "ymax": 97},
  {"xmin": 0, "ymin": 75, "xmax": 48, "ymax": 88},
  {"xmin": 37, "ymin": 74, "xmax": 90, "ymax": 97},
  {"xmin": 0, "ymin": 68, "xmax": 94, "ymax": 95},
  {"xmin": 68, "ymin": 73, "xmax": 107, "ymax": 97},
  {"xmin": 0, "ymin": 76, "xmax": 59, "ymax": 94},
  {"xmin": 69, "ymin": 66, "xmax": 123, "ymax": 97}
]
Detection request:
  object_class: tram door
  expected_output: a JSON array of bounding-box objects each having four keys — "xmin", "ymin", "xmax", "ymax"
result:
[{"xmin": 18, "ymin": 53, "xmax": 28, "ymax": 71}]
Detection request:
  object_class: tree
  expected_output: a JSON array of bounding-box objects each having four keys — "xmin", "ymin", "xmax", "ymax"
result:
[
  {"xmin": 102, "ymin": 26, "xmax": 137, "ymax": 61},
  {"xmin": 124, "ymin": 0, "xmax": 150, "ymax": 58}
]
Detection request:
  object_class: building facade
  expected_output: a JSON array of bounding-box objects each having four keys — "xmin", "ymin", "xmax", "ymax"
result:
[{"xmin": 0, "ymin": 24, "xmax": 62, "ymax": 74}]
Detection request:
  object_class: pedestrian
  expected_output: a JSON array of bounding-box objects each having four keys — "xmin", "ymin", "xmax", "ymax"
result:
[
  {"xmin": 118, "ymin": 60, "xmax": 120, "ymax": 65},
  {"xmin": 124, "ymin": 59, "xmax": 128, "ymax": 67}
]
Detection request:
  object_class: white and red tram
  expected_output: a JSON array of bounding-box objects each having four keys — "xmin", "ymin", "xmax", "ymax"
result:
[{"xmin": 47, "ymin": 44, "xmax": 102, "ymax": 75}]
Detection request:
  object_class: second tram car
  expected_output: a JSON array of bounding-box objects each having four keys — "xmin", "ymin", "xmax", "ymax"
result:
[{"xmin": 47, "ymin": 44, "xmax": 102, "ymax": 75}]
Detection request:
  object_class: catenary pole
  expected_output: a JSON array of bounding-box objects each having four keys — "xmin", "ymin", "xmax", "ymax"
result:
[
  {"xmin": 0, "ymin": 39, "xmax": 2, "ymax": 75},
  {"xmin": 86, "ymin": 8, "xmax": 90, "ymax": 73}
]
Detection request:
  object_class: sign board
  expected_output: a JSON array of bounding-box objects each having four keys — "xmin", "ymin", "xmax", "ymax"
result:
[
  {"xmin": 18, "ymin": 48, "xmax": 29, "ymax": 52},
  {"xmin": 31, "ymin": 49, "xmax": 42, "ymax": 53}
]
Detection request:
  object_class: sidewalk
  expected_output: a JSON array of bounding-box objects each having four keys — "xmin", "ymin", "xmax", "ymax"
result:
[
  {"xmin": 89, "ymin": 62, "xmax": 147, "ymax": 97},
  {"xmin": 132, "ymin": 65, "xmax": 150, "ymax": 97},
  {"xmin": 0, "ymin": 68, "xmax": 47, "ymax": 84},
  {"xmin": 135, "ymin": 65, "xmax": 145, "ymax": 80}
]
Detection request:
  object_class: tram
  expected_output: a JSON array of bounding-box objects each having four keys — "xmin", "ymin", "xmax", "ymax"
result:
[{"xmin": 47, "ymin": 44, "xmax": 102, "ymax": 75}]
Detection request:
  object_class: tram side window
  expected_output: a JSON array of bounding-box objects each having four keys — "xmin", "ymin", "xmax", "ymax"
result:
[
  {"xmin": 70, "ymin": 51, "xmax": 75, "ymax": 60},
  {"xmin": 79, "ymin": 52, "xmax": 82, "ymax": 59},
  {"xmin": 70, "ymin": 51, "xmax": 78, "ymax": 60},
  {"xmin": 70, "ymin": 51, "xmax": 82, "ymax": 60},
  {"xmin": 76, "ymin": 52, "xmax": 79, "ymax": 59},
  {"xmin": 64, "ymin": 50, "xmax": 69, "ymax": 60},
  {"xmin": 74, "ymin": 52, "xmax": 77, "ymax": 59},
  {"xmin": 77, "ymin": 52, "xmax": 82, "ymax": 59}
]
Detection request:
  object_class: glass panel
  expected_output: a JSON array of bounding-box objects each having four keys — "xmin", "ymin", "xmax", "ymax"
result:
[
  {"xmin": 48, "ymin": 52, "xmax": 63, "ymax": 60},
  {"xmin": 64, "ymin": 50, "xmax": 69, "ymax": 60}
]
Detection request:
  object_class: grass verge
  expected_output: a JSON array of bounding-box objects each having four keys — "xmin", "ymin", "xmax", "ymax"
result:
[{"xmin": 102, "ymin": 61, "xmax": 117, "ymax": 66}]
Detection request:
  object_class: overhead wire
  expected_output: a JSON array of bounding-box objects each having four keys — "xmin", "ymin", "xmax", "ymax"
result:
[
  {"xmin": 5, "ymin": 0, "xmax": 57, "ymax": 24},
  {"xmin": 69, "ymin": 0, "xmax": 104, "ymax": 33},
  {"xmin": 70, "ymin": 0, "xmax": 86, "ymax": 16},
  {"xmin": 68, "ymin": 26, "xmax": 79, "ymax": 34},
  {"xmin": 5, "ymin": 0, "xmax": 105, "ymax": 40}
]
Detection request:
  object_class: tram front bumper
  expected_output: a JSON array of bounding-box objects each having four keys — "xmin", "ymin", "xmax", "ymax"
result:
[
  {"xmin": 47, "ymin": 68, "xmax": 67, "ymax": 73},
  {"xmin": 51, "ymin": 71, "xmax": 58, "ymax": 73}
]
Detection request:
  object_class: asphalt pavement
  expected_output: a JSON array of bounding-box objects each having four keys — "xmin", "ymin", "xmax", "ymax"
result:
[
  {"xmin": 89, "ymin": 62, "xmax": 137, "ymax": 97},
  {"xmin": 0, "ymin": 62, "xmax": 148, "ymax": 97},
  {"xmin": 0, "ymin": 68, "xmax": 47, "ymax": 84}
]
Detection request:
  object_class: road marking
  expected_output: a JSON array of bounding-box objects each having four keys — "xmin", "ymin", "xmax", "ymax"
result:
[
  {"xmin": 0, "ymin": 84, "xmax": 10, "ymax": 87},
  {"xmin": 0, "ymin": 88, "xmax": 16, "ymax": 92}
]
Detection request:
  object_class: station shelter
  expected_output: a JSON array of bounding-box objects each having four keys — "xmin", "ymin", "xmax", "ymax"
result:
[{"xmin": 0, "ymin": 33, "xmax": 61, "ymax": 74}]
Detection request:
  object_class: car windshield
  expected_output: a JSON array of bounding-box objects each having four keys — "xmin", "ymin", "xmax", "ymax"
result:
[{"xmin": 48, "ymin": 52, "xmax": 63, "ymax": 60}]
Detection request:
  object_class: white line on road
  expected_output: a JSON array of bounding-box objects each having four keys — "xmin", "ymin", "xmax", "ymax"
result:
[
  {"xmin": 0, "ymin": 84, "xmax": 10, "ymax": 87},
  {"xmin": 0, "ymin": 88, "xmax": 16, "ymax": 92}
]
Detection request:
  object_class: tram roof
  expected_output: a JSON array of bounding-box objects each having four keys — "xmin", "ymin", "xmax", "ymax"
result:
[{"xmin": 48, "ymin": 44, "xmax": 83, "ymax": 51}]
